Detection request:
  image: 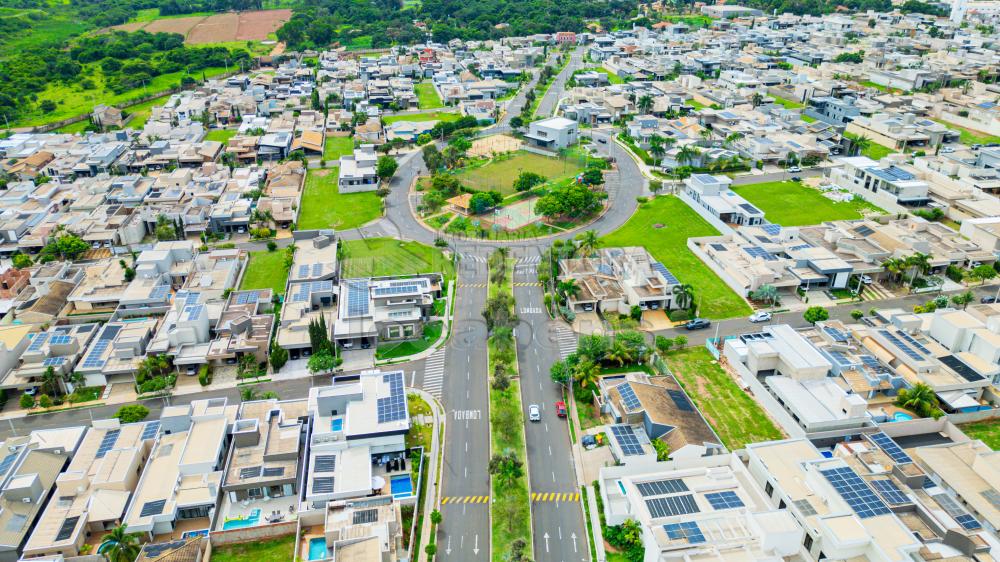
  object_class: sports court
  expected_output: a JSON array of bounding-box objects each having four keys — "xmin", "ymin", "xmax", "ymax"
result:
[{"xmin": 487, "ymin": 197, "xmax": 544, "ymax": 230}]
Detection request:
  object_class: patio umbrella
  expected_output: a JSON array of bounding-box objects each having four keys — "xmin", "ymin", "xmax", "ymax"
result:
[{"xmin": 371, "ymin": 476, "xmax": 386, "ymax": 490}]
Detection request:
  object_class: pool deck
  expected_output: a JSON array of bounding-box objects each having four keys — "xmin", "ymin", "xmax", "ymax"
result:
[{"xmin": 215, "ymin": 494, "xmax": 298, "ymax": 531}]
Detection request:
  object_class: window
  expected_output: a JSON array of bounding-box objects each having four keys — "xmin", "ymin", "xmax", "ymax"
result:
[
  {"xmin": 403, "ymin": 324, "xmax": 415, "ymax": 337},
  {"xmin": 804, "ymin": 534, "xmax": 813, "ymax": 551},
  {"xmin": 248, "ymin": 487, "xmax": 264, "ymax": 499},
  {"xmin": 388, "ymin": 326, "xmax": 402, "ymax": 339},
  {"xmin": 178, "ymin": 505, "xmax": 210, "ymax": 519},
  {"xmin": 765, "ymin": 481, "xmax": 774, "ymax": 496}
]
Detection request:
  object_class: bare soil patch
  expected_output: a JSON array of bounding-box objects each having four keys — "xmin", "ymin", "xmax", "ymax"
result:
[
  {"xmin": 142, "ymin": 15, "xmax": 205, "ymax": 36},
  {"xmin": 187, "ymin": 11, "xmax": 239, "ymax": 43}
]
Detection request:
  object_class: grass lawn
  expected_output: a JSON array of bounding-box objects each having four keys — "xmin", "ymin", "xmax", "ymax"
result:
[
  {"xmin": 415, "ymin": 81, "xmax": 444, "ymax": 109},
  {"xmin": 340, "ymin": 238, "xmax": 455, "ymax": 282},
  {"xmin": 210, "ymin": 536, "xmax": 294, "ymax": 562},
  {"xmin": 845, "ymin": 132, "xmax": 896, "ymax": 160},
  {"xmin": 732, "ymin": 180, "xmax": 884, "ymax": 226},
  {"xmin": 687, "ymin": 99, "xmax": 708, "ymax": 109},
  {"xmin": 770, "ymin": 95, "xmax": 804, "ymax": 109},
  {"xmin": 376, "ymin": 321, "xmax": 443, "ymax": 359},
  {"xmin": 664, "ymin": 347, "xmax": 784, "ymax": 450},
  {"xmin": 54, "ymin": 120, "xmax": 92, "ymax": 134},
  {"xmin": 323, "ymin": 136, "xmax": 355, "ymax": 161},
  {"xmin": 931, "ymin": 118, "xmax": 1000, "ymax": 145},
  {"xmin": 298, "ymin": 168, "xmax": 382, "ymax": 230},
  {"xmin": 601, "ymin": 196, "xmax": 751, "ymax": 319},
  {"xmin": 205, "ymin": 129, "xmax": 236, "ymax": 144},
  {"xmin": 576, "ymin": 67, "xmax": 623, "ymax": 84},
  {"xmin": 124, "ymin": 96, "xmax": 165, "ymax": 129},
  {"xmin": 859, "ymin": 80, "xmax": 904, "ymax": 94},
  {"xmin": 382, "ymin": 111, "xmax": 461, "ymax": 125},
  {"xmin": 960, "ymin": 419, "xmax": 1000, "ymax": 450},
  {"xmin": 240, "ymin": 250, "xmax": 290, "ymax": 295},
  {"xmin": 455, "ymin": 151, "xmax": 585, "ymax": 196}
]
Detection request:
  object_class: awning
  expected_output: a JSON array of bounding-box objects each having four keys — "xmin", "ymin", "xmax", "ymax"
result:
[{"xmin": 938, "ymin": 390, "xmax": 980, "ymax": 410}]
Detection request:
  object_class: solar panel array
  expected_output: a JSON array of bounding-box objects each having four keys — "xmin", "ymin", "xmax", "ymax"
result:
[
  {"xmin": 55, "ymin": 516, "xmax": 80, "ymax": 541},
  {"xmin": 42, "ymin": 357, "xmax": 66, "ymax": 367},
  {"xmin": 871, "ymin": 479, "xmax": 909, "ymax": 505},
  {"xmin": 314, "ymin": 455, "xmax": 336, "ymax": 472},
  {"xmin": 27, "ymin": 332, "xmax": 49, "ymax": 352},
  {"xmin": 610, "ymin": 424, "xmax": 644, "ymax": 456},
  {"xmin": 96, "ymin": 429, "xmax": 120, "ymax": 459},
  {"xmin": 663, "ymin": 521, "xmax": 706, "ymax": 543},
  {"xmin": 353, "ymin": 509, "xmax": 379, "ymax": 525},
  {"xmin": 140, "ymin": 499, "xmax": 166, "ymax": 517},
  {"xmin": 868, "ymin": 432, "xmax": 913, "ymax": 464},
  {"xmin": 82, "ymin": 339, "xmax": 110, "ymax": 369},
  {"xmin": 956, "ymin": 514, "xmax": 982, "ymax": 531},
  {"xmin": 743, "ymin": 246, "xmax": 777, "ymax": 261},
  {"xmin": 646, "ymin": 494, "xmax": 699, "ymax": 518},
  {"xmin": 240, "ymin": 466, "xmax": 262, "ymax": 479},
  {"xmin": 616, "ymin": 383, "xmax": 641, "ymax": 411},
  {"xmin": 935, "ymin": 493, "xmax": 967, "ymax": 518},
  {"xmin": 897, "ymin": 331, "xmax": 930, "ymax": 354},
  {"xmin": 150, "ymin": 285, "xmax": 170, "ymax": 300},
  {"xmin": 788, "ymin": 243, "xmax": 812, "ymax": 251},
  {"xmin": 141, "ymin": 421, "xmax": 160, "ymax": 441},
  {"xmin": 939, "ymin": 354, "xmax": 986, "ymax": 382},
  {"xmin": 828, "ymin": 350, "xmax": 852, "ymax": 366},
  {"xmin": 854, "ymin": 225, "xmax": 875, "ymax": 237},
  {"xmin": 235, "ymin": 291, "xmax": 259, "ymax": 305},
  {"xmin": 651, "ymin": 262, "xmax": 681, "ymax": 285},
  {"xmin": 297, "ymin": 264, "xmax": 311, "ymax": 278},
  {"xmin": 376, "ymin": 372, "xmax": 407, "ymax": 423},
  {"xmin": 636, "ymin": 479, "xmax": 689, "ymax": 497},
  {"xmin": 263, "ymin": 467, "xmax": 285, "ymax": 477},
  {"xmin": 184, "ymin": 304, "xmax": 205, "ymax": 321},
  {"xmin": 739, "ymin": 202, "xmax": 762, "ymax": 215},
  {"xmin": 880, "ymin": 330, "xmax": 924, "ymax": 361},
  {"xmin": 291, "ymin": 280, "xmax": 334, "ymax": 303},
  {"xmin": 705, "ymin": 491, "xmax": 744, "ymax": 510},
  {"xmin": 313, "ymin": 477, "xmax": 335, "ymax": 493},
  {"xmin": 761, "ymin": 223, "xmax": 782, "ymax": 235},
  {"xmin": 667, "ymin": 389, "xmax": 693, "ymax": 412},
  {"xmin": 823, "ymin": 326, "xmax": 849, "ymax": 342},
  {"xmin": 49, "ymin": 334, "xmax": 71, "ymax": 345},
  {"xmin": 373, "ymin": 284, "xmax": 420, "ymax": 296},
  {"xmin": 345, "ymin": 280, "xmax": 370, "ymax": 316},
  {"xmin": 860, "ymin": 355, "xmax": 889, "ymax": 373},
  {"xmin": 821, "ymin": 466, "xmax": 891, "ymax": 519},
  {"xmin": 793, "ymin": 498, "xmax": 817, "ymax": 516}
]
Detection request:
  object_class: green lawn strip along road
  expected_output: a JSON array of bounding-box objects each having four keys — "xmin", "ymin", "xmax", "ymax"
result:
[
  {"xmin": 240, "ymin": 250, "xmax": 291, "ymax": 295},
  {"xmin": 601, "ymin": 196, "xmax": 751, "ymax": 319},
  {"xmin": 844, "ymin": 132, "xmax": 896, "ymax": 160},
  {"xmin": 323, "ymin": 136, "xmax": 355, "ymax": 161},
  {"xmin": 383, "ymin": 111, "xmax": 461, "ymax": 125},
  {"xmin": 530, "ymin": 53, "xmax": 572, "ymax": 118},
  {"xmin": 664, "ymin": 347, "xmax": 783, "ymax": 450},
  {"xmin": 488, "ymin": 257, "xmax": 531, "ymax": 562},
  {"xmin": 210, "ymin": 535, "xmax": 294, "ymax": 562},
  {"xmin": 298, "ymin": 168, "xmax": 382, "ymax": 230},
  {"xmin": 455, "ymin": 150, "xmax": 585, "ymax": 196},
  {"xmin": 416, "ymin": 81, "xmax": 444, "ymax": 109},
  {"xmin": 376, "ymin": 320, "xmax": 443, "ymax": 360},
  {"xmin": 960, "ymin": 419, "xmax": 1000, "ymax": 450},
  {"xmin": 340, "ymin": 238, "xmax": 455, "ymax": 286},
  {"xmin": 732, "ymin": 180, "xmax": 884, "ymax": 227}
]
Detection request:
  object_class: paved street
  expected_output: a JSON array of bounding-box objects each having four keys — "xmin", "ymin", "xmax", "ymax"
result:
[{"xmin": 535, "ymin": 47, "xmax": 583, "ymax": 118}]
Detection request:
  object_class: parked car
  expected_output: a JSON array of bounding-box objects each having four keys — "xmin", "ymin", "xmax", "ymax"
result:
[
  {"xmin": 684, "ymin": 318, "xmax": 711, "ymax": 330},
  {"xmin": 582, "ymin": 303, "xmax": 594, "ymax": 312},
  {"xmin": 941, "ymin": 146, "xmax": 956, "ymax": 154},
  {"xmin": 787, "ymin": 166, "xmax": 802, "ymax": 173},
  {"xmin": 528, "ymin": 404, "xmax": 541, "ymax": 422},
  {"xmin": 748, "ymin": 311, "xmax": 772, "ymax": 323},
  {"xmin": 982, "ymin": 296, "xmax": 998, "ymax": 304},
  {"xmin": 859, "ymin": 274, "xmax": 873, "ymax": 284},
  {"xmin": 791, "ymin": 176, "xmax": 802, "ymax": 182},
  {"xmin": 555, "ymin": 401, "xmax": 567, "ymax": 418},
  {"xmin": 597, "ymin": 137, "xmax": 607, "ymax": 144},
  {"xmin": 24, "ymin": 386, "xmax": 39, "ymax": 396}
]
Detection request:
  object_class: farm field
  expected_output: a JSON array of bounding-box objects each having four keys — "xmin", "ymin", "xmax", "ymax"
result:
[
  {"xmin": 454, "ymin": 151, "xmax": 585, "ymax": 196},
  {"xmin": 298, "ymin": 168, "xmax": 382, "ymax": 230},
  {"xmin": 732, "ymin": 180, "xmax": 884, "ymax": 226},
  {"xmin": 111, "ymin": 9, "xmax": 291, "ymax": 44}
]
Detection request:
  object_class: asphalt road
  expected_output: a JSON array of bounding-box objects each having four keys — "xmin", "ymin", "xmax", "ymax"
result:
[
  {"xmin": 513, "ymin": 256, "xmax": 588, "ymax": 562},
  {"xmin": 535, "ymin": 48, "xmax": 583, "ymax": 119}
]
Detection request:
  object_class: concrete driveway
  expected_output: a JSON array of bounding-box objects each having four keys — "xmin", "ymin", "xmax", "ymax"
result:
[
  {"xmin": 640, "ymin": 310, "xmax": 672, "ymax": 332},
  {"xmin": 572, "ymin": 312, "xmax": 605, "ymax": 335}
]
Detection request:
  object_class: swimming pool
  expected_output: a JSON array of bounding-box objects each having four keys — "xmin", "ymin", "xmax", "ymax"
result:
[
  {"xmin": 331, "ymin": 418, "xmax": 343, "ymax": 432},
  {"xmin": 222, "ymin": 509, "xmax": 261, "ymax": 530},
  {"xmin": 892, "ymin": 412, "xmax": 914, "ymax": 422},
  {"xmin": 181, "ymin": 529, "xmax": 208, "ymax": 539},
  {"xmin": 390, "ymin": 474, "xmax": 414, "ymax": 498},
  {"xmin": 308, "ymin": 537, "xmax": 329, "ymax": 561}
]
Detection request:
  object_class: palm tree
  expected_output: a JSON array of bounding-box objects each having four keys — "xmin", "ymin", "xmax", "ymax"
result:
[
  {"xmin": 751, "ymin": 92, "xmax": 764, "ymax": 108},
  {"xmin": 906, "ymin": 252, "xmax": 932, "ymax": 287},
  {"xmin": 573, "ymin": 358, "xmax": 602, "ymax": 389},
  {"xmin": 724, "ymin": 132, "xmax": 744, "ymax": 148},
  {"xmin": 754, "ymin": 283, "xmax": 779, "ymax": 307},
  {"xmin": 576, "ymin": 230, "xmax": 600, "ymax": 257},
  {"xmin": 895, "ymin": 382, "xmax": 939, "ymax": 417},
  {"xmin": 40, "ymin": 366, "xmax": 61, "ymax": 397},
  {"xmin": 637, "ymin": 95, "xmax": 654, "ymax": 114},
  {"xmin": 676, "ymin": 145, "xmax": 700, "ymax": 167},
  {"xmin": 99, "ymin": 525, "xmax": 141, "ymax": 562},
  {"xmin": 649, "ymin": 135, "xmax": 665, "ymax": 163},
  {"xmin": 606, "ymin": 340, "xmax": 634, "ymax": 366},
  {"xmin": 699, "ymin": 128, "xmax": 713, "ymax": 143},
  {"xmin": 851, "ymin": 135, "xmax": 872, "ymax": 157},
  {"xmin": 672, "ymin": 284, "xmax": 695, "ymax": 311},
  {"xmin": 882, "ymin": 257, "xmax": 906, "ymax": 286},
  {"xmin": 557, "ymin": 279, "xmax": 580, "ymax": 300}
]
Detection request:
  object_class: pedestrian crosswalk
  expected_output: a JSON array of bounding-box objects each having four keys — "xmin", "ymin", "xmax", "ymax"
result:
[
  {"xmin": 458, "ymin": 283, "xmax": 488, "ymax": 288},
  {"xmin": 531, "ymin": 492, "xmax": 581, "ymax": 502},
  {"xmin": 422, "ymin": 349, "xmax": 446, "ymax": 398},
  {"xmin": 459, "ymin": 253, "xmax": 488, "ymax": 263},
  {"xmin": 442, "ymin": 495, "xmax": 490, "ymax": 504},
  {"xmin": 515, "ymin": 256, "xmax": 543, "ymax": 265},
  {"xmin": 513, "ymin": 282, "xmax": 543, "ymax": 287},
  {"xmin": 553, "ymin": 326, "xmax": 578, "ymax": 360}
]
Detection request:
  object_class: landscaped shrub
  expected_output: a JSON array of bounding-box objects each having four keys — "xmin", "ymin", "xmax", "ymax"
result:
[
  {"xmin": 38, "ymin": 394, "xmax": 52, "ymax": 408},
  {"xmin": 198, "ymin": 365, "xmax": 212, "ymax": 387},
  {"xmin": 115, "ymin": 404, "xmax": 150, "ymax": 423},
  {"xmin": 19, "ymin": 393, "xmax": 34, "ymax": 409}
]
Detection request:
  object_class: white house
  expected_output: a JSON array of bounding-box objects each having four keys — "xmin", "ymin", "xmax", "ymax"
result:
[
  {"xmin": 525, "ymin": 117, "xmax": 578, "ymax": 150},
  {"xmin": 338, "ymin": 144, "xmax": 380, "ymax": 193}
]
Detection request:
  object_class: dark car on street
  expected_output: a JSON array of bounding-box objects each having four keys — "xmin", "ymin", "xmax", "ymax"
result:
[{"xmin": 684, "ymin": 318, "xmax": 711, "ymax": 330}]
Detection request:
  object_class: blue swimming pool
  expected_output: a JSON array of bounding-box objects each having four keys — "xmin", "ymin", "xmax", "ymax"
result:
[
  {"xmin": 222, "ymin": 509, "xmax": 260, "ymax": 530},
  {"xmin": 391, "ymin": 474, "xmax": 414, "ymax": 498},
  {"xmin": 893, "ymin": 412, "xmax": 914, "ymax": 422},
  {"xmin": 181, "ymin": 529, "xmax": 208, "ymax": 539},
  {"xmin": 308, "ymin": 538, "xmax": 329, "ymax": 561},
  {"xmin": 331, "ymin": 418, "xmax": 343, "ymax": 432}
]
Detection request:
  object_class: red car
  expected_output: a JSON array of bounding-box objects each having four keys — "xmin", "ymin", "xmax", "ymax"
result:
[{"xmin": 555, "ymin": 401, "xmax": 567, "ymax": 418}]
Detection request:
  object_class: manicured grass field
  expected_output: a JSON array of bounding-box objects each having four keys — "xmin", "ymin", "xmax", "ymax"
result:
[
  {"xmin": 960, "ymin": 419, "xmax": 1000, "ymax": 450},
  {"xmin": 600, "ymin": 196, "xmax": 751, "ymax": 319},
  {"xmin": 298, "ymin": 168, "xmax": 382, "ymax": 230},
  {"xmin": 210, "ymin": 536, "xmax": 294, "ymax": 562},
  {"xmin": 340, "ymin": 238, "xmax": 455, "ymax": 282},
  {"xmin": 205, "ymin": 129, "xmax": 236, "ymax": 144},
  {"xmin": 382, "ymin": 111, "xmax": 461, "ymax": 125},
  {"xmin": 415, "ymin": 81, "xmax": 444, "ymax": 109},
  {"xmin": 932, "ymin": 118, "xmax": 1000, "ymax": 145},
  {"xmin": 376, "ymin": 321, "xmax": 443, "ymax": 359},
  {"xmin": 770, "ymin": 95, "xmax": 804, "ymax": 109},
  {"xmin": 664, "ymin": 347, "xmax": 784, "ymax": 450},
  {"xmin": 54, "ymin": 120, "xmax": 91, "ymax": 134},
  {"xmin": 240, "ymin": 250, "xmax": 290, "ymax": 295},
  {"xmin": 732, "ymin": 180, "xmax": 884, "ymax": 226},
  {"xmin": 323, "ymin": 136, "xmax": 355, "ymax": 161},
  {"xmin": 455, "ymin": 151, "xmax": 585, "ymax": 196}
]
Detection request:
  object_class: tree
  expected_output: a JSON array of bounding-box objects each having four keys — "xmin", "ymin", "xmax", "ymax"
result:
[
  {"xmin": 803, "ymin": 306, "xmax": 829, "ymax": 324},
  {"xmin": 550, "ymin": 360, "xmax": 572, "ymax": 385},
  {"xmin": 951, "ymin": 290, "xmax": 975, "ymax": 310},
  {"xmin": 672, "ymin": 284, "xmax": 695, "ymax": 311},
  {"xmin": 753, "ymin": 284, "xmax": 778, "ymax": 306},
  {"xmin": 468, "ymin": 191, "xmax": 497, "ymax": 214},
  {"xmin": 40, "ymin": 366, "xmax": 62, "ymax": 397},
  {"xmin": 576, "ymin": 230, "xmax": 600, "ymax": 257},
  {"xmin": 580, "ymin": 167, "xmax": 605, "ymax": 186},
  {"xmin": 851, "ymin": 135, "xmax": 872, "ymax": 157},
  {"xmin": 19, "ymin": 393, "xmax": 34, "ymax": 409},
  {"xmin": 534, "ymin": 183, "xmax": 603, "ymax": 219},
  {"xmin": 37, "ymin": 394, "xmax": 52, "ymax": 408},
  {"xmin": 651, "ymin": 439, "xmax": 670, "ymax": 461},
  {"xmin": 636, "ymin": 94, "xmax": 653, "ymax": 114},
  {"xmin": 895, "ymin": 382, "xmax": 940, "ymax": 418},
  {"xmin": 38, "ymin": 230, "xmax": 89, "ymax": 263},
  {"xmin": 851, "ymin": 309, "xmax": 864, "ymax": 320},
  {"xmin": 970, "ymin": 264, "xmax": 997, "ymax": 285},
  {"xmin": 606, "ymin": 340, "xmax": 634, "ymax": 366},
  {"xmin": 269, "ymin": 343, "xmax": 288, "ymax": 371},
  {"xmin": 905, "ymin": 253, "xmax": 932, "ymax": 287},
  {"xmin": 115, "ymin": 404, "xmax": 150, "ymax": 423},
  {"xmin": 673, "ymin": 335, "xmax": 687, "ymax": 348},
  {"xmin": 751, "ymin": 92, "xmax": 764, "ymax": 108},
  {"xmin": 377, "ymin": 155, "xmax": 398, "ymax": 181},
  {"xmin": 655, "ymin": 335, "xmax": 674, "ymax": 355},
  {"xmin": 573, "ymin": 358, "xmax": 601, "ymax": 389},
  {"xmin": 308, "ymin": 350, "xmax": 339, "ymax": 374},
  {"xmin": 576, "ymin": 334, "xmax": 609, "ymax": 361},
  {"xmin": 513, "ymin": 171, "xmax": 546, "ymax": 192},
  {"xmin": 488, "ymin": 449, "xmax": 523, "ymax": 487},
  {"xmin": 431, "ymin": 510, "xmax": 443, "ymax": 525},
  {"xmin": 99, "ymin": 524, "xmax": 141, "ymax": 562},
  {"xmin": 676, "ymin": 145, "xmax": 700, "ymax": 167},
  {"xmin": 11, "ymin": 253, "xmax": 32, "ymax": 269},
  {"xmin": 154, "ymin": 214, "xmax": 177, "ymax": 241}
]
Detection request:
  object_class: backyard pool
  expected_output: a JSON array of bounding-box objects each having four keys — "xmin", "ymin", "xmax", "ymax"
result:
[
  {"xmin": 181, "ymin": 529, "xmax": 208, "ymax": 539},
  {"xmin": 331, "ymin": 418, "xmax": 343, "ymax": 432},
  {"xmin": 893, "ymin": 412, "xmax": 914, "ymax": 422},
  {"xmin": 390, "ymin": 474, "xmax": 414, "ymax": 499},
  {"xmin": 222, "ymin": 508, "xmax": 260, "ymax": 530},
  {"xmin": 308, "ymin": 537, "xmax": 329, "ymax": 561}
]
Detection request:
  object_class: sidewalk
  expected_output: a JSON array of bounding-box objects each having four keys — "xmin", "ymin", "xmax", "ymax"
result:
[
  {"xmin": 413, "ymin": 388, "xmax": 445, "ymax": 562},
  {"xmin": 566, "ymin": 355, "xmax": 607, "ymax": 562}
]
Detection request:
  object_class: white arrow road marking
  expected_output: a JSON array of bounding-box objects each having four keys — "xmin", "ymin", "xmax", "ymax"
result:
[
  {"xmin": 446, "ymin": 536, "xmax": 452, "ymax": 555},
  {"xmin": 473, "ymin": 534, "xmax": 480, "ymax": 556},
  {"xmin": 543, "ymin": 533, "xmax": 550, "ymax": 553},
  {"xmin": 571, "ymin": 533, "xmax": 578, "ymax": 553}
]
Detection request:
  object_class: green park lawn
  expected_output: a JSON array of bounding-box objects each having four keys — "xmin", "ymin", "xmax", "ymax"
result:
[
  {"xmin": 210, "ymin": 536, "xmax": 294, "ymax": 562},
  {"xmin": 298, "ymin": 168, "xmax": 382, "ymax": 230},
  {"xmin": 240, "ymin": 250, "xmax": 290, "ymax": 295},
  {"xmin": 732, "ymin": 180, "xmax": 884, "ymax": 226},
  {"xmin": 323, "ymin": 136, "xmax": 355, "ymax": 161},
  {"xmin": 415, "ymin": 81, "xmax": 444, "ymax": 109},
  {"xmin": 600, "ymin": 196, "xmax": 751, "ymax": 319},
  {"xmin": 664, "ymin": 347, "xmax": 784, "ymax": 450},
  {"xmin": 340, "ymin": 238, "xmax": 455, "ymax": 282},
  {"xmin": 123, "ymin": 96, "xmax": 165, "ymax": 129},
  {"xmin": 455, "ymin": 151, "xmax": 585, "ymax": 196},
  {"xmin": 382, "ymin": 111, "xmax": 461, "ymax": 125},
  {"xmin": 205, "ymin": 129, "xmax": 236, "ymax": 144},
  {"xmin": 960, "ymin": 419, "xmax": 1000, "ymax": 450}
]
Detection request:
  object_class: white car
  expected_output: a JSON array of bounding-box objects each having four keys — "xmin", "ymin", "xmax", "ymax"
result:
[
  {"xmin": 528, "ymin": 404, "xmax": 541, "ymax": 422},
  {"xmin": 787, "ymin": 166, "xmax": 802, "ymax": 173},
  {"xmin": 748, "ymin": 311, "xmax": 772, "ymax": 323},
  {"xmin": 941, "ymin": 146, "xmax": 956, "ymax": 154},
  {"xmin": 859, "ymin": 274, "xmax": 873, "ymax": 284}
]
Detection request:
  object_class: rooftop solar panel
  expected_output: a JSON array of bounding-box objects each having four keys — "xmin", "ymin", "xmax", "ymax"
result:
[
  {"xmin": 616, "ymin": 383, "xmax": 642, "ymax": 411},
  {"xmin": 235, "ymin": 291, "xmax": 259, "ymax": 305},
  {"xmin": 346, "ymin": 280, "xmax": 370, "ymax": 317},
  {"xmin": 139, "ymin": 499, "xmax": 166, "ymax": 517},
  {"xmin": 376, "ymin": 371, "xmax": 407, "ymax": 423},
  {"xmin": 43, "ymin": 357, "xmax": 66, "ymax": 367},
  {"xmin": 871, "ymin": 479, "xmax": 909, "ymax": 505},
  {"xmin": 663, "ymin": 521, "xmax": 705, "ymax": 543},
  {"xmin": 0, "ymin": 452, "xmax": 18, "ymax": 476},
  {"xmin": 651, "ymin": 262, "xmax": 681, "ymax": 285},
  {"xmin": 821, "ymin": 466, "xmax": 891, "ymax": 519},
  {"xmin": 743, "ymin": 246, "xmax": 777, "ymax": 261},
  {"xmin": 636, "ymin": 479, "xmax": 689, "ymax": 497},
  {"xmin": 82, "ymin": 339, "xmax": 110, "ymax": 369},
  {"xmin": 150, "ymin": 285, "xmax": 170, "ymax": 300},
  {"xmin": 667, "ymin": 389, "xmax": 693, "ymax": 412},
  {"xmin": 938, "ymin": 354, "xmax": 986, "ymax": 382},
  {"xmin": 96, "ymin": 429, "xmax": 120, "ymax": 459},
  {"xmin": 739, "ymin": 203, "xmax": 762, "ymax": 215},
  {"xmin": 49, "ymin": 334, "xmax": 71, "ymax": 345},
  {"xmin": 55, "ymin": 516, "xmax": 80, "ymax": 541},
  {"xmin": 868, "ymin": 432, "xmax": 913, "ymax": 464},
  {"xmin": 956, "ymin": 514, "xmax": 982, "ymax": 531},
  {"xmin": 645, "ymin": 494, "xmax": 699, "ymax": 518},
  {"xmin": 240, "ymin": 466, "xmax": 262, "ymax": 479},
  {"xmin": 141, "ymin": 421, "xmax": 160, "ymax": 441},
  {"xmin": 262, "ymin": 467, "xmax": 285, "ymax": 477},
  {"xmin": 353, "ymin": 509, "xmax": 379, "ymax": 525},
  {"xmin": 184, "ymin": 304, "xmax": 205, "ymax": 321},
  {"xmin": 610, "ymin": 424, "xmax": 644, "ymax": 456},
  {"xmin": 27, "ymin": 332, "xmax": 49, "ymax": 352},
  {"xmin": 705, "ymin": 490, "xmax": 744, "ymax": 510},
  {"xmin": 761, "ymin": 223, "xmax": 782, "ymax": 235},
  {"xmin": 823, "ymin": 326, "xmax": 850, "ymax": 342},
  {"xmin": 373, "ymin": 284, "xmax": 420, "ymax": 296},
  {"xmin": 100, "ymin": 324, "xmax": 121, "ymax": 341},
  {"xmin": 880, "ymin": 330, "xmax": 924, "ymax": 361}
]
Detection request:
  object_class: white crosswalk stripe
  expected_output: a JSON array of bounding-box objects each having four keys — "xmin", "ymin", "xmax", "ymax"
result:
[
  {"xmin": 422, "ymin": 349, "xmax": 446, "ymax": 397},
  {"xmin": 515, "ymin": 256, "xmax": 542, "ymax": 265},
  {"xmin": 553, "ymin": 326, "xmax": 578, "ymax": 360},
  {"xmin": 459, "ymin": 253, "xmax": 487, "ymax": 263}
]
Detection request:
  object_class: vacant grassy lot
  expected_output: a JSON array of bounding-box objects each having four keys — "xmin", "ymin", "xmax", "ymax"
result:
[
  {"xmin": 576, "ymin": 67, "xmax": 623, "ymax": 84},
  {"xmin": 298, "ymin": 168, "xmax": 382, "ymax": 231},
  {"xmin": 732, "ymin": 180, "xmax": 884, "ymax": 226},
  {"xmin": 415, "ymin": 82, "xmax": 444, "ymax": 109},
  {"xmin": 455, "ymin": 151, "xmax": 585, "ymax": 196},
  {"xmin": 383, "ymin": 111, "xmax": 461, "ymax": 125},
  {"xmin": 961, "ymin": 419, "xmax": 1000, "ymax": 450},
  {"xmin": 210, "ymin": 536, "xmax": 294, "ymax": 562},
  {"xmin": 931, "ymin": 119, "xmax": 1000, "ymax": 145},
  {"xmin": 770, "ymin": 95, "xmax": 804, "ymax": 109},
  {"xmin": 664, "ymin": 347, "xmax": 784, "ymax": 450},
  {"xmin": 240, "ymin": 250, "xmax": 290, "ymax": 295},
  {"xmin": 323, "ymin": 136, "xmax": 354, "ymax": 161},
  {"xmin": 376, "ymin": 321, "xmax": 443, "ymax": 359},
  {"xmin": 601, "ymin": 196, "xmax": 751, "ymax": 319},
  {"xmin": 845, "ymin": 132, "xmax": 896, "ymax": 160},
  {"xmin": 205, "ymin": 129, "xmax": 236, "ymax": 144},
  {"xmin": 341, "ymin": 238, "xmax": 455, "ymax": 282}
]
